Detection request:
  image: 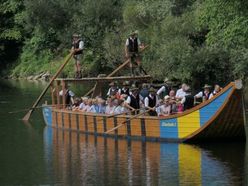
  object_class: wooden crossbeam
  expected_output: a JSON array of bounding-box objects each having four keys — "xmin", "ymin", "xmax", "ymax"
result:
[{"xmin": 55, "ymin": 75, "xmax": 152, "ymax": 83}]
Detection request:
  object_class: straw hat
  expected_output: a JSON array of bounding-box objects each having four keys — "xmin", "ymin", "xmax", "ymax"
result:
[
  {"xmin": 122, "ymin": 81, "xmax": 130, "ymax": 86},
  {"xmin": 72, "ymin": 33, "xmax": 81, "ymax": 38},
  {"xmin": 130, "ymin": 30, "xmax": 138, "ymax": 36},
  {"xmin": 130, "ymin": 84, "xmax": 139, "ymax": 91},
  {"xmin": 109, "ymin": 81, "xmax": 116, "ymax": 86},
  {"xmin": 149, "ymin": 87, "xmax": 156, "ymax": 93},
  {"xmin": 164, "ymin": 95, "xmax": 170, "ymax": 101},
  {"xmin": 203, "ymin": 84, "xmax": 211, "ymax": 89}
]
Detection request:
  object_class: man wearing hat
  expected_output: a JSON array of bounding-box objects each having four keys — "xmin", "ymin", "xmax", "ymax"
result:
[
  {"xmin": 107, "ymin": 81, "xmax": 118, "ymax": 97},
  {"xmin": 181, "ymin": 87, "xmax": 194, "ymax": 110},
  {"xmin": 125, "ymin": 85, "xmax": 140, "ymax": 113},
  {"xmin": 118, "ymin": 81, "xmax": 130, "ymax": 96},
  {"xmin": 71, "ymin": 33, "xmax": 84, "ymax": 78},
  {"xmin": 125, "ymin": 30, "xmax": 144, "ymax": 76},
  {"xmin": 194, "ymin": 84, "xmax": 212, "ymax": 102},
  {"xmin": 144, "ymin": 87, "xmax": 159, "ymax": 116}
]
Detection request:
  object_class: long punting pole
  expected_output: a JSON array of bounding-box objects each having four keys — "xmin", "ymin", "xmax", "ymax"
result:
[
  {"xmin": 22, "ymin": 52, "xmax": 74, "ymax": 121},
  {"xmin": 84, "ymin": 45, "xmax": 149, "ymax": 97}
]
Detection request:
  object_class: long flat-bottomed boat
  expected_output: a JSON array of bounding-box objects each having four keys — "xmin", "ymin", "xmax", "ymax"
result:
[{"xmin": 42, "ymin": 77, "xmax": 246, "ymax": 142}]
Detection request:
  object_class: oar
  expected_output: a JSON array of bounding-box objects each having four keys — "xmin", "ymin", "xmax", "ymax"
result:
[
  {"xmin": 105, "ymin": 109, "xmax": 150, "ymax": 134},
  {"xmin": 22, "ymin": 51, "xmax": 74, "ymax": 121},
  {"xmin": 84, "ymin": 45, "xmax": 149, "ymax": 97}
]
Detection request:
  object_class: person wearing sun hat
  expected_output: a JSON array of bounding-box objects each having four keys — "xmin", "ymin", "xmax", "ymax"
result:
[
  {"xmin": 144, "ymin": 87, "xmax": 159, "ymax": 116},
  {"xmin": 194, "ymin": 84, "xmax": 212, "ymax": 102},
  {"xmin": 71, "ymin": 33, "xmax": 84, "ymax": 78},
  {"xmin": 125, "ymin": 30, "xmax": 144, "ymax": 76}
]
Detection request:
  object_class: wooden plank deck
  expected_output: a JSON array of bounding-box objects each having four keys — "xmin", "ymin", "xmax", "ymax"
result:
[{"xmin": 55, "ymin": 75, "xmax": 152, "ymax": 83}]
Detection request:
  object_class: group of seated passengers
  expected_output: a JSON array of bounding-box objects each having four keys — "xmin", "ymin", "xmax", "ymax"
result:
[{"xmin": 61, "ymin": 81, "xmax": 222, "ymax": 117}]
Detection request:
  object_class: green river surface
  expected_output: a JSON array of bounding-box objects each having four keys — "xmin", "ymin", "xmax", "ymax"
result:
[{"xmin": 0, "ymin": 79, "xmax": 247, "ymax": 186}]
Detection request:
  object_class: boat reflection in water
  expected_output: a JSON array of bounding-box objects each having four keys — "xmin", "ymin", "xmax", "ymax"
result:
[{"xmin": 43, "ymin": 127, "xmax": 246, "ymax": 185}]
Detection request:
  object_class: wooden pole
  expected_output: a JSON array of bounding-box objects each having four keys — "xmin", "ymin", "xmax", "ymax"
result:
[
  {"xmin": 84, "ymin": 45, "xmax": 149, "ymax": 97},
  {"xmin": 61, "ymin": 80, "xmax": 66, "ymax": 109},
  {"xmin": 22, "ymin": 52, "xmax": 74, "ymax": 121}
]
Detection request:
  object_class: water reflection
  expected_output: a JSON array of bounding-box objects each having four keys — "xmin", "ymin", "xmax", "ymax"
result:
[{"xmin": 43, "ymin": 127, "xmax": 245, "ymax": 185}]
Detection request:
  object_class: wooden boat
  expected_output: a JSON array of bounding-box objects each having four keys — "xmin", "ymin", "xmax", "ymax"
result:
[{"xmin": 42, "ymin": 77, "xmax": 246, "ymax": 142}]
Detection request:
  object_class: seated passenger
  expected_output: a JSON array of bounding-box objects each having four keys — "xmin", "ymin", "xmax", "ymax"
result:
[
  {"xmin": 144, "ymin": 87, "xmax": 158, "ymax": 116},
  {"xmin": 82, "ymin": 99, "xmax": 93, "ymax": 112},
  {"xmin": 105, "ymin": 98, "xmax": 116, "ymax": 114},
  {"xmin": 114, "ymin": 99, "xmax": 129, "ymax": 114},
  {"xmin": 175, "ymin": 83, "xmax": 187, "ymax": 100},
  {"xmin": 79, "ymin": 97, "xmax": 88, "ymax": 110},
  {"xmin": 181, "ymin": 87, "xmax": 194, "ymax": 111},
  {"xmin": 168, "ymin": 89, "xmax": 177, "ymax": 113},
  {"xmin": 156, "ymin": 96, "xmax": 171, "ymax": 116},
  {"xmin": 97, "ymin": 98, "xmax": 106, "ymax": 114},
  {"xmin": 72, "ymin": 97, "xmax": 82, "ymax": 111},
  {"xmin": 209, "ymin": 84, "xmax": 222, "ymax": 99},
  {"xmin": 195, "ymin": 84, "xmax": 212, "ymax": 102}
]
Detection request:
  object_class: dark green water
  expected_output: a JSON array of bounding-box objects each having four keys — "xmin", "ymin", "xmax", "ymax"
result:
[{"xmin": 0, "ymin": 80, "xmax": 247, "ymax": 185}]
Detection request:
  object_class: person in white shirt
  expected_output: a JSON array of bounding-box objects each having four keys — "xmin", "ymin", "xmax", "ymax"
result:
[
  {"xmin": 195, "ymin": 84, "xmax": 212, "ymax": 102},
  {"xmin": 175, "ymin": 83, "xmax": 187, "ymax": 100},
  {"xmin": 144, "ymin": 87, "xmax": 159, "ymax": 116},
  {"xmin": 209, "ymin": 84, "xmax": 222, "ymax": 99},
  {"xmin": 156, "ymin": 96, "xmax": 171, "ymax": 116}
]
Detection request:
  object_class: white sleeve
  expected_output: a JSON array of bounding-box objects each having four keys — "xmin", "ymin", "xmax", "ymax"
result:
[
  {"xmin": 69, "ymin": 90, "xmax": 75, "ymax": 97},
  {"xmin": 195, "ymin": 91, "xmax": 203, "ymax": 98},
  {"xmin": 175, "ymin": 89, "xmax": 181, "ymax": 98},
  {"xmin": 209, "ymin": 93, "xmax": 214, "ymax": 99},
  {"xmin": 181, "ymin": 97, "xmax": 186, "ymax": 104},
  {"xmin": 137, "ymin": 38, "xmax": 141, "ymax": 45},
  {"xmin": 125, "ymin": 39, "xmax": 129, "ymax": 46},
  {"xmin": 125, "ymin": 96, "xmax": 131, "ymax": 104},
  {"xmin": 79, "ymin": 41, "xmax": 84, "ymax": 49},
  {"xmin": 59, "ymin": 90, "xmax": 63, "ymax": 96},
  {"xmin": 144, "ymin": 97, "xmax": 149, "ymax": 107},
  {"xmin": 107, "ymin": 88, "xmax": 111, "ymax": 96},
  {"xmin": 157, "ymin": 86, "xmax": 165, "ymax": 96}
]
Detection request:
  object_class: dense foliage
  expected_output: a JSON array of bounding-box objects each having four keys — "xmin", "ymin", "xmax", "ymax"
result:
[{"xmin": 1, "ymin": 0, "xmax": 247, "ymax": 85}]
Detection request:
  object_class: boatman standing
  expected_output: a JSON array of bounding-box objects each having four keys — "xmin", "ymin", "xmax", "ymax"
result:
[
  {"xmin": 71, "ymin": 33, "xmax": 84, "ymax": 78},
  {"xmin": 125, "ymin": 30, "xmax": 144, "ymax": 76}
]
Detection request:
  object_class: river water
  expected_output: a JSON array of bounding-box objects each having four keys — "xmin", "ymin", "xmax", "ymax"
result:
[{"xmin": 0, "ymin": 80, "xmax": 247, "ymax": 185}]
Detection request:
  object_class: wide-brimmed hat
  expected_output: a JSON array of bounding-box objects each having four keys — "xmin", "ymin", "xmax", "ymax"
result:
[
  {"xmin": 109, "ymin": 81, "xmax": 116, "ymax": 86},
  {"xmin": 203, "ymin": 84, "xmax": 211, "ymax": 89},
  {"xmin": 72, "ymin": 33, "xmax": 81, "ymax": 38},
  {"xmin": 164, "ymin": 95, "xmax": 170, "ymax": 101},
  {"xmin": 122, "ymin": 81, "xmax": 130, "ymax": 86},
  {"xmin": 130, "ymin": 30, "xmax": 138, "ymax": 36},
  {"xmin": 130, "ymin": 84, "xmax": 139, "ymax": 91},
  {"xmin": 149, "ymin": 87, "xmax": 156, "ymax": 93}
]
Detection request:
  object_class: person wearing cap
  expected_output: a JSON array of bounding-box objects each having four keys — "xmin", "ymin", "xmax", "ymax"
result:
[
  {"xmin": 181, "ymin": 87, "xmax": 194, "ymax": 110},
  {"xmin": 144, "ymin": 87, "xmax": 159, "ymax": 116},
  {"xmin": 106, "ymin": 82, "xmax": 118, "ymax": 97},
  {"xmin": 157, "ymin": 78, "xmax": 170, "ymax": 99},
  {"xmin": 59, "ymin": 84, "xmax": 75, "ymax": 108},
  {"xmin": 125, "ymin": 30, "xmax": 144, "ymax": 76},
  {"xmin": 194, "ymin": 84, "xmax": 212, "ymax": 102},
  {"xmin": 125, "ymin": 85, "xmax": 140, "ymax": 113},
  {"xmin": 71, "ymin": 33, "xmax": 84, "ymax": 78},
  {"xmin": 118, "ymin": 81, "xmax": 130, "ymax": 96}
]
